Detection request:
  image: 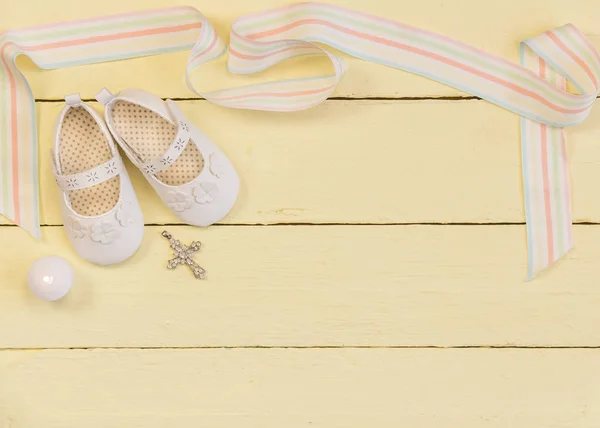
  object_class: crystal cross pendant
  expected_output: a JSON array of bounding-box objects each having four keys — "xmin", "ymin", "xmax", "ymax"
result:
[{"xmin": 161, "ymin": 230, "xmax": 206, "ymax": 279}]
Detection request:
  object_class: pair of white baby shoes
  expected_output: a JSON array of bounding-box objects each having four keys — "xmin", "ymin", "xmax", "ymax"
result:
[{"xmin": 51, "ymin": 88, "xmax": 239, "ymax": 265}]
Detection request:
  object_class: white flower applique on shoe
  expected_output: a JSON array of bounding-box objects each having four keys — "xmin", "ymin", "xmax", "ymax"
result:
[
  {"xmin": 96, "ymin": 88, "xmax": 239, "ymax": 227},
  {"xmin": 167, "ymin": 191, "xmax": 192, "ymax": 212},
  {"xmin": 51, "ymin": 94, "xmax": 144, "ymax": 265}
]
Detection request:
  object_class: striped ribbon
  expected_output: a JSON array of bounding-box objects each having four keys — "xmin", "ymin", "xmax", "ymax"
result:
[{"xmin": 1, "ymin": 3, "xmax": 599, "ymax": 278}]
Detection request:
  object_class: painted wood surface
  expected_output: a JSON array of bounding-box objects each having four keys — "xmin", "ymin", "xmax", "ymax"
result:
[
  {"xmin": 2, "ymin": 0, "xmax": 600, "ymax": 426},
  {"xmin": 2, "ymin": 99, "xmax": 600, "ymax": 226},
  {"xmin": 2, "ymin": 225, "xmax": 600, "ymax": 349},
  {"xmin": 2, "ymin": 348, "xmax": 600, "ymax": 427},
  {"xmin": 4, "ymin": 0, "xmax": 600, "ymax": 99}
]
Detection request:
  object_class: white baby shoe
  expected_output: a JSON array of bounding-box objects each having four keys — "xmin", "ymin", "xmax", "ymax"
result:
[
  {"xmin": 95, "ymin": 88, "xmax": 239, "ymax": 227},
  {"xmin": 51, "ymin": 94, "xmax": 144, "ymax": 265}
]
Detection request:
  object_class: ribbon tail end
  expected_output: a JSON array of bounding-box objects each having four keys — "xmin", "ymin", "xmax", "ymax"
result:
[{"xmin": 525, "ymin": 243, "xmax": 574, "ymax": 282}]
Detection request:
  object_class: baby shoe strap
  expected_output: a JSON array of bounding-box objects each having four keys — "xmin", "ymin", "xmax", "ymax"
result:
[
  {"xmin": 139, "ymin": 107, "xmax": 193, "ymax": 176},
  {"xmin": 53, "ymin": 154, "xmax": 123, "ymax": 191},
  {"xmin": 65, "ymin": 93, "xmax": 83, "ymax": 106},
  {"xmin": 95, "ymin": 88, "xmax": 115, "ymax": 106}
]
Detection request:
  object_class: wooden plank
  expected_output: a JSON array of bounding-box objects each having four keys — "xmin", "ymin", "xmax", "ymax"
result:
[
  {"xmin": 5, "ymin": 0, "xmax": 600, "ymax": 98},
  {"xmin": 5, "ymin": 98, "xmax": 598, "ymax": 226},
  {"xmin": 1, "ymin": 348, "xmax": 600, "ymax": 427},
  {"xmin": 2, "ymin": 225, "xmax": 600, "ymax": 349}
]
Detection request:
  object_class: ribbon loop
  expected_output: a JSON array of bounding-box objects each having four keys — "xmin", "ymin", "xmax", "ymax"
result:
[
  {"xmin": 524, "ymin": 25, "xmax": 600, "ymax": 96},
  {"xmin": 184, "ymin": 3, "xmax": 600, "ymax": 127}
]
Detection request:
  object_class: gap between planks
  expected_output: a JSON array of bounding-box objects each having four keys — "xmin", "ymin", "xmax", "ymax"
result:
[
  {"xmin": 32, "ymin": 95, "xmax": 600, "ymax": 102},
  {"xmin": 2, "ymin": 222, "xmax": 600, "ymax": 227},
  {"xmin": 2, "ymin": 345, "xmax": 600, "ymax": 351},
  {"xmin": 36, "ymin": 96, "xmax": 480, "ymax": 103}
]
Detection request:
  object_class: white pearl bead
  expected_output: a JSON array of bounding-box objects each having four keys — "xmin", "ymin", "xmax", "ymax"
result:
[{"xmin": 27, "ymin": 256, "xmax": 74, "ymax": 301}]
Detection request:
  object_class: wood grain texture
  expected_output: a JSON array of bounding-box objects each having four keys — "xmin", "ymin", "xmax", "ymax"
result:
[
  {"xmin": 4, "ymin": 0, "xmax": 600, "ymax": 99},
  {"xmin": 2, "ymin": 225, "xmax": 600, "ymax": 349},
  {"xmin": 10, "ymin": 98, "xmax": 600, "ymax": 226},
  {"xmin": 1, "ymin": 348, "xmax": 600, "ymax": 428}
]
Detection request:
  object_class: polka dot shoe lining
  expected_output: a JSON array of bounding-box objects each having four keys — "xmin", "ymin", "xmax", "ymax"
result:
[
  {"xmin": 111, "ymin": 101, "xmax": 204, "ymax": 186},
  {"xmin": 58, "ymin": 107, "xmax": 120, "ymax": 216}
]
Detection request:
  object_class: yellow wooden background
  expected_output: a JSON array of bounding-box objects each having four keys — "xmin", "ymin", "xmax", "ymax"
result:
[{"xmin": 2, "ymin": 0, "xmax": 600, "ymax": 426}]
